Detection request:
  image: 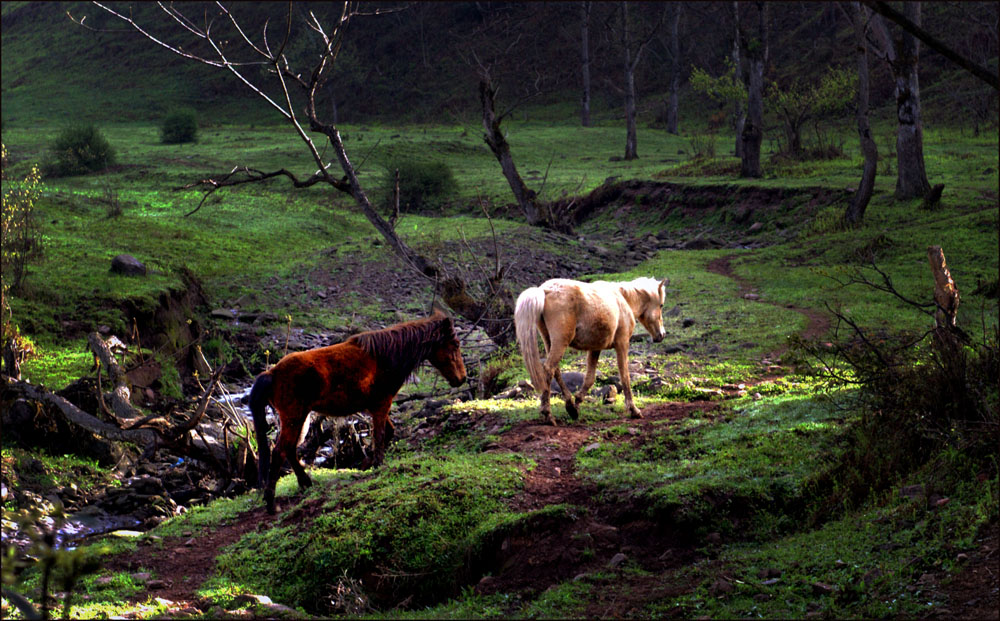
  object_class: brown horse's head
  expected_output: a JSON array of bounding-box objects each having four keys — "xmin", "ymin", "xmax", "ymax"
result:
[
  {"xmin": 636, "ymin": 277, "xmax": 669, "ymax": 343},
  {"xmin": 427, "ymin": 308, "xmax": 467, "ymax": 387}
]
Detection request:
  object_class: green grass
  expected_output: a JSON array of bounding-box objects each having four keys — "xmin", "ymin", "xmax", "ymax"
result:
[{"xmin": 212, "ymin": 452, "xmax": 531, "ymax": 613}]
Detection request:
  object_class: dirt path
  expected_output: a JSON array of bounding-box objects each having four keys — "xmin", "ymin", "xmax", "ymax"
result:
[{"xmin": 706, "ymin": 255, "xmax": 831, "ymax": 352}]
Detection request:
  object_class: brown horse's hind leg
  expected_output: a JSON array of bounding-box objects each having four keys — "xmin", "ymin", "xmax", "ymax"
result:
[
  {"xmin": 264, "ymin": 408, "xmax": 312, "ymax": 514},
  {"xmin": 360, "ymin": 399, "xmax": 394, "ymax": 470}
]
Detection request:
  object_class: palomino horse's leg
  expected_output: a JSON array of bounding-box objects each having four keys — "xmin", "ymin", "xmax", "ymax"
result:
[
  {"xmin": 538, "ymin": 326, "xmax": 562, "ymax": 426},
  {"xmin": 576, "ymin": 350, "xmax": 602, "ymax": 407},
  {"xmin": 552, "ymin": 368, "xmax": 578, "ymax": 420},
  {"xmin": 614, "ymin": 341, "xmax": 642, "ymax": 419}
]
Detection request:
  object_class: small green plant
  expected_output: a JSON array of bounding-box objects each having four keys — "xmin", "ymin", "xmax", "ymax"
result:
[
  {"xmin": 45, "ymin": 125, "xmax": 116, "ymax": 176},
  {"xmin": 380, "ymin": 158, "xmax": 458, "ymax": 215},
  {"xmin": 160, "ymin": 108, "xmax": 198, "ymax": 144}
]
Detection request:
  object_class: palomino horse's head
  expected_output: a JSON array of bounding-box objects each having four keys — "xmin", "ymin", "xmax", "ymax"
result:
[
  {"xmin": 427, "ymin": 308, "xmax": 467, "ymax": 387},
  {"xmin": 635, "ymin": 277, "xmax": 669, "ymax": 343}
]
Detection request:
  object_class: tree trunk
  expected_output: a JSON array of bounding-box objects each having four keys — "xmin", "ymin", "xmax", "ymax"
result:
[
  {"xmin": 845, "ymin": 1, "xmax": 877, "ymax": 226},
  {"xmin": 732, "ymin": 2, "xmax": 745, "ymax": 159},
  {"xmin": 478, "ymin": 81, "xmax": 553, "ymax": 229},
  {"xmin": 580, "ymin": 2, "xmax": 592, "ymax": 127},
  {"xmin": 739, "ymin": 3, "xmax": 766, "ymax": 178},
  {"xmin": 666, "ymin": 3, "xmax": 681, "ymax": 135},
  {"xmin": 622, "ymin": 2, "xmax": 639, "ymax": 160},
  {"xmin": 624, "ymin": 61, "xmax": 638, "ymax": 160},
  {"xmin": 893, "ymin": 2, "xmax": 930, "ymax": 199},
  {"xmin": 325, "ymin": 126, "xmax": 439, "ymax": 278}
]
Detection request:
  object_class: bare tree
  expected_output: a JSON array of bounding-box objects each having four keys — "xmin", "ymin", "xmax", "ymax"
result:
[
  {"xmin": 580, "ymin": 1, "xmax": 592, "ymax": 127},
  {"xmin": 867, "ymin": 3, "xmax": 930, "ymax": 199},
  {"xmin": 737, "ymin": 2, "xmax": 768, "ymax": 178},
  {"xmin": 731, "ymin": 2, "xmax": 745, "ymax": 159},
  {"xmin": 844, "ymin": 1, "xmax": 877, "ymax": 226},
  {"xmin": 665, "ymin": 3, "xmax": 682, "ymax": 135},
  {"xmin": 75, "ymin": 2, "xmax": 519, "ymax": 345},
  {"xmin": 607, "ymin": 2, "xmax": 665, "ymax": 161}
]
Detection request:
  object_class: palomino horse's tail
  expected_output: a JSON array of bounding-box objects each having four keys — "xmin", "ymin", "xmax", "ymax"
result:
[
  {"xmin": 515, "ymin": 286, "xmax": 548, "ymax": 393},
  {"xmin": 248, "ymin": 372, "xmax": 274, "ymax": 489}
]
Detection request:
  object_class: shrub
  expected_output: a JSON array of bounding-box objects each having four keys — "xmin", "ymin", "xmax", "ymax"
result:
[
  {"xmin": 45, "ymin": 126, "xmax": 116, "ymax": 177},
  {"xmin": 1, "ymin": 144, "xmax": 43, "ymax": 296},
  {"xmin": 160, "ymin": 108, "xmax": 198, "ymax": 144},
  {"xmin": 380, "ymin": 159, "xmax": 458, "ymax": 215}
]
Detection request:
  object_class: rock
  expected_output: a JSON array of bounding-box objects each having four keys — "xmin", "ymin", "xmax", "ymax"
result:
[
  {"xmin": 682, "ymin": 318, "xmax": 696, "ymax": 328},
  {"xmin": 608, "ymin": 552, "xmax": 628, "ymax": 568},
  {"xmin": 811, "ymin": 582, "xmax": 834, "ymax": 596},
  {"xmin": 210, "ymin": 308, "xmax": 236, "ymax": 320},
  {"xmin": 131, "ymin": 572, "xmax": 152, "ymax": 582},
  {"xmin": 955, "ymin": 553, "xmax": 969, "ymax": 563},
  {"xmin": 233, "ymin": 594, "xmax": 273, "ymax": 607},
  {"xmin": 662, "ymin": 344, "xmax": 685, "ymax": 354},
  {"xmin": 665, "ymin": 305, "xmax": 681, "ymax": 317},
  {"xmin": 583, "ymin": 442, "xmax": 601, "ymax": 453},
  {"xmin": 596, "ymin": 385, "xmax": 618, "ymax": 404},
  {"xmin": 710, "ymin": 578, "xmax": 734, "ymax": 595},
  {"xmin": 551, "ymin": 372, "xmax": 585, "ymax": 393},
  {"xmin": 748, "ymin": 222, "xmax": 764, "ymax": 233},
  {"xmin": 572, "ymin": 573, "xmax": 589, "ymax": 582},
  {"xmin": 761, "ymin": 578, "xmax": 780, "ymax": 586},
  {"xmin": 110, "ymin": 254, "xmax": 147, "ymax": 276}
]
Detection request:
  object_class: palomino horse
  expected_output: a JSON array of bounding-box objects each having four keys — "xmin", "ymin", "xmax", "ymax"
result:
[
  {"xmin": 248, "ymin": 307, "xmax": 466, "ymax": 513},
  {"xmin": 515, "ymin": 277, "xmax": 668, "ymax": 424}
]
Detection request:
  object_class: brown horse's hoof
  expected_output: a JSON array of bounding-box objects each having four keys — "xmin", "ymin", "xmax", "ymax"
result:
[
  {"xmin": 543, "ymin": 414, "xmax": 558, "ymax": 426},
  {"xmin": 629, "ymin": 410, "xmax": 643, "ymax": 419},
  {"xmin": 565, "ymin": 399, "xmax": 579, "ymax": 420}
]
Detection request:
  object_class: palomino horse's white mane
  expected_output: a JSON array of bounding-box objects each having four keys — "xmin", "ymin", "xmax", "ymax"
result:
[{"xmin": 594, "ymin": 277, "xmax": 665, "ymax": 305}]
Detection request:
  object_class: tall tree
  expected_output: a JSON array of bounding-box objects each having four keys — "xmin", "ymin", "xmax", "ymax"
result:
[
  {"xmin": 609, "ymin": 2, "xmax": 665, "ymax": 161},
  {"xmin": 737, "ymin": 2, "xmax": 768, "ymax": 178},
  {"xmin": 868, "ymin": 3, "xmax": 930, "ymax": 199},
  {"xmin": 580, "ymin": 1, "xmax": 592, "ymax": 127},
  {"xmin": 732, "ymin": 2, "xmax": 746, "ymax": 159},
  {"xmin": 665, "ymin": 3, "xmax": 682, "ymax": 135},
  {"xmin": 844, "ymin": 1, "xmax": 878, "ymax": 226}
]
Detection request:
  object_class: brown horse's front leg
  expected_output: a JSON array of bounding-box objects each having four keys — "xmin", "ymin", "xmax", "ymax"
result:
[{"xmin": 614, "ymin": 342, "xmax": 642, "ymax": 419}]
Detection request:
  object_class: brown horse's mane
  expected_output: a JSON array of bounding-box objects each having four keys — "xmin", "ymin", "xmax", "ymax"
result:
[{"xmin": 349, "ymin": 315, "xmax": 449, "ymax": 384}]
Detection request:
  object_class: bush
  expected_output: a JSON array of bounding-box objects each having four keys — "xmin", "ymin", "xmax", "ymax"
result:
[
  {"xmin": 380, "ymin": 159, "xmax": 458, "ymax": 215},
  {"xmin": 1, "ymin": 144, "xmax": 43, "ymax": 295},
  {"xmin": 160, "ymin": 108, "xmax": 198, "ymax": 144},
  {"xmin": 45, "ymin": 126, "xmax": 116, "ymax": 177}
]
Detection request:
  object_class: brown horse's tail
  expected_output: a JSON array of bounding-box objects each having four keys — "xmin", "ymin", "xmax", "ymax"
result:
[
  {"xmin": 515, "ymin": 286, "xmax": 548, "ymax": 393},
  {"xmin": 248, "ymin": 372, "xmax": 274, "ymax": 489}
]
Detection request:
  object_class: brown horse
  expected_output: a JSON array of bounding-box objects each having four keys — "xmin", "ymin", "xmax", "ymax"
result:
[
  {"xmin": 248, "ymin": 307, "xmax": 466, "ymax": 513},
  {"xmin": 515, "ymin": 277, "xmax": 668, "ymax": 424}
]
